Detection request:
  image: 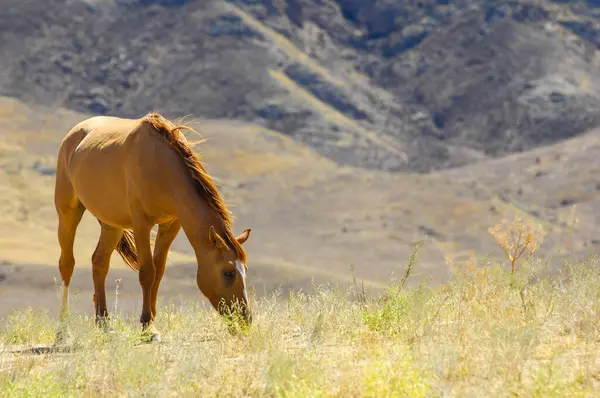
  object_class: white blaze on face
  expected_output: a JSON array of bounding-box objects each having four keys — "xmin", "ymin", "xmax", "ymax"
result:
[{"xmin": 233, "ymin": 259, "xmax": 248, "ymax": 301}]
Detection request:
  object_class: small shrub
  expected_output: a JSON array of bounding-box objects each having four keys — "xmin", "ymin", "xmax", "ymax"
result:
[{"xmin": 488, "ymin": 217, "xmax": 546, "ymax": 273}]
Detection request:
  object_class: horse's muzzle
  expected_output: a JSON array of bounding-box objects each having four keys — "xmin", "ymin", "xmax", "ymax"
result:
[{"xmin": 218, "ymin": 300, "xmax": 252, "ymax": 326}]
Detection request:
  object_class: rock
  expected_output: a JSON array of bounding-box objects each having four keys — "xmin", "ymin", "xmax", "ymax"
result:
[{"xmin": 33, "ymin": 161, "xmax": 56, "ymax": 176}]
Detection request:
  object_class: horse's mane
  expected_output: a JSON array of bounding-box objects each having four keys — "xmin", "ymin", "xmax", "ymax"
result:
[{"xmin": 141, "ymin": 112, "xmax": 247, "ymax": 263}]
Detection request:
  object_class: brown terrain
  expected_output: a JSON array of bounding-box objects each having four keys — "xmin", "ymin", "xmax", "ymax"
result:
[
  {"xmin": 2, "ymin": 0, "xmax": 600, "ymax": 319},
  {"xmin": 3, "ymin": 0, "xmax": 600, "ymax": 172},
  {"xmin": 1, "ymin": 94, "xmax": 599, "ymax": 319}
]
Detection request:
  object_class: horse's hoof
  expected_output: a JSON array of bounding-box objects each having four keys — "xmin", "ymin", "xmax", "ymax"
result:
[
  {"xmin": 103, "ymin": 327, "xmax": 117, "ymax": 342},
  {"xmin": 54, "ymin": 327, "xmax": 70, "ymax": 347},
  {"xmin": 140, "ymin": 327, "xmax": 161, "ymax": 343},
  {"xmin": 101, "ymin": 323, "xmax": 115, "ymax": 334},
  {"xmin": 54, "ymin": 331, "xmax": 64, "ymax": 345},
  {"xmin": 141, "ymin": 332, "xmax": 161, "ymax": 343},
  {"xmin": 150, "ymin": 331, "xmax": 161, "ymax": 343}
]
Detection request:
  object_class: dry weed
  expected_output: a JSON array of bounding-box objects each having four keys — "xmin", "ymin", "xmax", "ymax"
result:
[{"xmin": 488, "ymin": 217, "xmax": 546, "ymax": 273}]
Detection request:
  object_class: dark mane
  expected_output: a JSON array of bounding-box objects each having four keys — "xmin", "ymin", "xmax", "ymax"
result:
[{"xmin": 141, "ymin": 112, "xmax": 247, "ymax": 263}]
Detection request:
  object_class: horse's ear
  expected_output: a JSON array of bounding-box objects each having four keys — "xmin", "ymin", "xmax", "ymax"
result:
[
  {"xmin": 209, "ymin": 226, "xmax": 229, "ymax": 251},
  {"xmin": 236, "ymin": 228, "xmax": 251, "ymax": 245}
]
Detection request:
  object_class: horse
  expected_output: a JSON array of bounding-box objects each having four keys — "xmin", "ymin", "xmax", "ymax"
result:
[{"xmin": 54, "ymin": 112, "xmax": 252, "ymax": 341}]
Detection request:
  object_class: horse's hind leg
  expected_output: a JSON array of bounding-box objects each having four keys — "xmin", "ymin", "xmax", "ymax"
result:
[
  {"xmin": 56, "ymin": 202, "xmax": 85, "ymax": 318},
  {"xmin": 53, "ymin": 196, "xmax": 85, "ymax": 346},
  {"xmin": 54, "ymin": 161, "xmax": 86, "ymax": 323},
  {"xmin": 92, "ymin": 222, "xmax": 124, "ymax": 329}
]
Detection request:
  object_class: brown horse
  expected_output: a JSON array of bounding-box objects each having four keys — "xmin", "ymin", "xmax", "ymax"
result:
[{"xmin": 54, "ymin": 113, "xmax": 252, "ymax": 340}]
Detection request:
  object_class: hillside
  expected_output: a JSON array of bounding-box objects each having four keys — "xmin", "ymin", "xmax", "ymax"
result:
[
  {"xmin": 1, "ymin": 95, "xmax": 600, "ymax": 318},
  {"xmin": 3, "ymin": 0, "xmax": 600, "ymax": 172}
]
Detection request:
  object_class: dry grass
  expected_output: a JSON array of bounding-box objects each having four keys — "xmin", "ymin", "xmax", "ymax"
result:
[{"xmin": 2, "ymin": 248, "xmax": 600, "ymax": 397}]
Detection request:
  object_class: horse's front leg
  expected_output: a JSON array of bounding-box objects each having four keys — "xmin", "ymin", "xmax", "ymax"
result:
[
  {"xmin": 131, "ymin": 216, "xmax": 160, "ymax": 342},
  {"xmin": 151, "ymin": 220, "xmax": 181, "ymax": 319}
]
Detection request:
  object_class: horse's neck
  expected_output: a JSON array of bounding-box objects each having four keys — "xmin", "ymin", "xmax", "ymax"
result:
[{"xmin": 176, "ymin": 191, "xmax": 225, "ymax": 256}]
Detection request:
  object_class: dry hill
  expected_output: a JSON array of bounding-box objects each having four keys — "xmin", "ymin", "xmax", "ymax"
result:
[
  {"xmin": 3, "ymin": 0, "xmax": 600, "ymax": 172},
  {"xmin": 1, "ymin": 95, "xmax": 599, "ymax": 318}
]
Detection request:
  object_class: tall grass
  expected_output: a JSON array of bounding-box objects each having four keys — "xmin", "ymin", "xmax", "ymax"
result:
[{"xmin": 1, "ymin": 252, "xmax": 600, "ymax": 397}]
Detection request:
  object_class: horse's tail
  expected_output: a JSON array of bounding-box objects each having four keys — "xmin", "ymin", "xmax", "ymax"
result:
[
  {"xmin": 96, "ymin": 219, "xmax": 142, "ymax": 272},
  {"xmin": 116, "ymin": 229, "xmax": 140, "ymax": 272}
]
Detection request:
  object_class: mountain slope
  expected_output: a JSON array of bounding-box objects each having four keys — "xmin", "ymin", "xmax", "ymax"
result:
[{"xmin": 2, "ymin": 0, "xmax": 600, "ymax": 172}]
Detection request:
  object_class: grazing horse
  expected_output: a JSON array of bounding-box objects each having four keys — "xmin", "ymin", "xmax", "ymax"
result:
[{"xmin": 54, "ymin": 113, "xmax": 252, "ymax": 340}]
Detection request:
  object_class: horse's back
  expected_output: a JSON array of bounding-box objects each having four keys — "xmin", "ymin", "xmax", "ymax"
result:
[{"xmin": 57, "ymin": 115, "xmax": 184, "ymax": 228}]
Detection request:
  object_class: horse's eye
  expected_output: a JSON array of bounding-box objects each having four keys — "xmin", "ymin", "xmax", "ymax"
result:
[{"xmin": 223, "ymin": 269, "xmax": 236, "ymax": 284}]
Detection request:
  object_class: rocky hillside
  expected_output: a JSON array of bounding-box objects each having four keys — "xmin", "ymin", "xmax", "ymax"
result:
[{"xmin": 2, "ymin": 0, "xmax": 600, "ymax": 172}]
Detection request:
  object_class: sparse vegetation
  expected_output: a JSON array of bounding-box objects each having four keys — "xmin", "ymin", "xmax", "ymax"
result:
[
  {"xmin": 488, "ymin": 217, "xmax": 546, "ymax": 273},
  {"xmin": 2, "ymin": 243, "xmax": 600, "ymax": 397}
]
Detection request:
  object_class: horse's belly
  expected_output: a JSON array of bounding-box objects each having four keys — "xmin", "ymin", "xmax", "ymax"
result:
[
  {"xmin": 76, "ymin": 181, "xmax": 133, "ymax": 228},
  {"xmin": 74, "ymin": 174, "xmax": 133, "ymax": 227}
]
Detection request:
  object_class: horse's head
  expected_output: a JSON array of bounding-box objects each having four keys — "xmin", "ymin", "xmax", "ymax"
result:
[{"xmin": 196, "ymin": 226, "xmax": 252, "ymax": 326}]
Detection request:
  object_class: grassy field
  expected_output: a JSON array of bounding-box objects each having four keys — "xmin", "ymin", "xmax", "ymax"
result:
[
  {"xmin": 2, "ymin": 246, "xmax": 600, "ymax": 397},
  {"xmin": 2, "ymin": 96, "xmax": 600, "ymax": 396}
]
